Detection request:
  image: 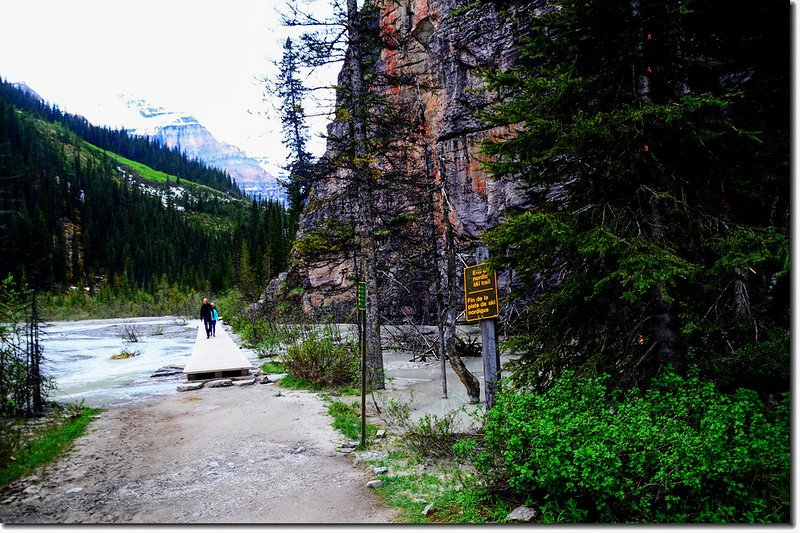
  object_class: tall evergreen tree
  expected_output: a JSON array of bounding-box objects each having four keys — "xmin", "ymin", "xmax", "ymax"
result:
[
  {"xmin": 283, "ymin": 0, "xmax": 387, "ymax": 389},
  {"xmin": 481, "ymin": 0, "xmax": 789, "ymax": 392},
  {"xmin": 276, "ymin": 37, "xmax": 314, "ymax": 237}
]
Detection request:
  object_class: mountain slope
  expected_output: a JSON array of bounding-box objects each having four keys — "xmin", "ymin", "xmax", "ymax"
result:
[
  {"xmin": 0, "ymin": 87, "xmax": 290, "ymax": 293},
  {"xmin": 120, "ymin": 97, "xmax": 285, "ymax": 203}
]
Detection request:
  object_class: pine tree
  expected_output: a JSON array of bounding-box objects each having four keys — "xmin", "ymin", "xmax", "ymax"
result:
[
  {"xmin": 284, "ymin": 0, "xmax": 387, "ymax": 388},
  {"xmin": 482, "ymin": 0, "xmax": 789, "ymax": 392},
  {"xmin": 276, "ymin": 37, "xmax": 314, "ymax": 238}
]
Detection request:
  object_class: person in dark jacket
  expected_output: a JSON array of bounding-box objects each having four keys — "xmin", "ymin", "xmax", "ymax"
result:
[{"xmin": 200, "ymin": 298, "xmax": 213, "ymax": 339}]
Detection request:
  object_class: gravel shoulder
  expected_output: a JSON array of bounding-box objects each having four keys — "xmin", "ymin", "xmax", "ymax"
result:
[{"xmin": 0, "ymin": 383, "xmax": 397, "ymax": 524}]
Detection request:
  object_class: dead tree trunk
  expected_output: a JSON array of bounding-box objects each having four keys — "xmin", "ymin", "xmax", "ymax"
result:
[{"xmin": 438, "ymin": 155, "xmax": 480, "ymax": 403}]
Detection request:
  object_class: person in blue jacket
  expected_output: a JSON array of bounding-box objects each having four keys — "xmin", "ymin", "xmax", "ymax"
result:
[{"xmin": 210, "ymin": 302, "xmax": 219, "ymax": 337}]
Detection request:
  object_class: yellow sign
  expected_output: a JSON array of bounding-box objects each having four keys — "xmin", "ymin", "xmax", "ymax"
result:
[{"xmin": 463, "ymin": 263, "xmax": 499, "ymax": 322}]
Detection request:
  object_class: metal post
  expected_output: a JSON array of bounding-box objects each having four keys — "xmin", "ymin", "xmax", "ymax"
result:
[
  {"xmin": 360, "ymin": 308, "xmax": 367, "ymax": 448},
  {"xmin": 476, "ymin": 247, "xmax": 500, "ymax": 409},
  {"xmin": 480, "ymin": 318, "xmax": 499, "ymax": 409}
]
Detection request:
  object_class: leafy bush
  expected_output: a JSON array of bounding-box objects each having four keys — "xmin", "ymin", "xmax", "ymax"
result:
[
  {"xmin": 282, "ymin": 332, "xmax": 359, "ymax": 387},
  {"xmin": 461, "ymin": 370, "xmax": 789, "ymax": 523}
]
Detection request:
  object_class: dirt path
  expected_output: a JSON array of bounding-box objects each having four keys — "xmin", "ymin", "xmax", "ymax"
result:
[{"xmin": 0, "ymin": 383, "xmax": 397, "ymax": 524}]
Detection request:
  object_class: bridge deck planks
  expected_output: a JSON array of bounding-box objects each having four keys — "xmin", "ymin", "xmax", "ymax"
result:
[{"xmin": 183, "ymin": 320, "xmax": 253, "ymax": 380}]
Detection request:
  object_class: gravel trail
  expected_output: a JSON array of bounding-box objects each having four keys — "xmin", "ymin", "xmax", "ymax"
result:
[{"xmin": 0, "ymin": 383, "xmax": 396, "ymax": 524}]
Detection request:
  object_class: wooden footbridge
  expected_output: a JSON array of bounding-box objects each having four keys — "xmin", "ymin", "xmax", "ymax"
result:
[{"xmin": 183, "ymin": 321, "xmax": 254, "ymax": 381}]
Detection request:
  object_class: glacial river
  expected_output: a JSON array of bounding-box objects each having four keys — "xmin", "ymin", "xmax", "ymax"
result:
[{"xmin": 41, "ymin": 316, "xmax": 256, "ymax": 407}]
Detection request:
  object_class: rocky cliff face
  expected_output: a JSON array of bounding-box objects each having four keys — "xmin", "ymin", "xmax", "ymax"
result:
[
  {"xmin": 291, "ymin": 0, "xmax": 537, "ymax": 320},
  {"xmin": 123, "ymin": 99, "xmax": 286, "ymax": 202}
]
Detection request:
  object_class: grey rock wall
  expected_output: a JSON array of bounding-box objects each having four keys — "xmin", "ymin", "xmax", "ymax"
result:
[{"xmin": 290, "ymin": 0, "xmax": 538, "ymax": 320}]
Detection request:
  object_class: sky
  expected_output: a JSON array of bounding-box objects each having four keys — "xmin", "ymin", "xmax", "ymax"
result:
[{"xmin": 0, "ymin": 0, "xmax": 338, "ymax": 166}]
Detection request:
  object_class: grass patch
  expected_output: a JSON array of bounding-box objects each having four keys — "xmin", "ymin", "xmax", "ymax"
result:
[
  {"xmin": 278, "ymin": 374, "xmax": 363, "ymax": 397},
  {"xmin": 327, "ymin": 400, "xmax": 377, "ymax": 444},
  {"xmin": 260, "ymin": 361, "xmax": 286, "ymax": 374},
  {"xmin": 0, "ymin": 407, "xmax": 102, "ymax": 487},
  {"xmin": 278, "ymin": 374, "xmax": 327, "ymax": 391},
  {"xmin": 365, "ymin": 449, "xmax": 512, "ymax": 524},
  {"xmin": 83, "ymin": 142, "xmax": 221, "ymax": 196}
]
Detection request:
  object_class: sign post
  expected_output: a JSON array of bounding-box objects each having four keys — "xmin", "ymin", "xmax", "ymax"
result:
[
  {"xmin": 464, "ymin": 248, "xmax": 500, "ymax": 409},
  {"xmin": 358, "ymin": 282, "xmax": 367, "ymax": 448}
]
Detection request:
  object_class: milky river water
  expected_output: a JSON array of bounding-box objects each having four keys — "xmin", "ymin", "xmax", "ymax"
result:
[{"xmin": 41, "ymin": 316, "xmax": 256, "ymax": 407}]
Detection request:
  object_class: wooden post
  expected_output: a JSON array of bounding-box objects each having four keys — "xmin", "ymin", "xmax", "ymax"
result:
[{"xmin": 476, "ymin": 247, "xmax": 500, "ymax": 409}]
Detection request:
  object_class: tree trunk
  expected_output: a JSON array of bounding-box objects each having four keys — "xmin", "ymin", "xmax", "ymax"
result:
[
  {"xmin": 438, "ymin": 153, "xmax": 480, "ymax": 403},
  {"xmin": 446, "ymin": 337, "xmax": 481, "ymax": 403},
  {"xmin": 417, "ymin": 84, "xmax": 448, "ymax": 398},
  {"xmin": 347, "ymin": 0, "xmax": 384, "ymax": 389}
]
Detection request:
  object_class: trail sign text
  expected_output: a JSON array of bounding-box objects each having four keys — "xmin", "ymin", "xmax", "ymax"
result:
[{"xmin": 464, "ymin": 263, "xmax": 498, "ymax": 322}]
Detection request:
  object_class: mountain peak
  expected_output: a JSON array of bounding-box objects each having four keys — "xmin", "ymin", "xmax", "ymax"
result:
[
  {"xmin": 11, "ymin": 82, "xmax": 45, "ymax": 103},
  {"xmin": 119, "ymin": 96, "xmax": 285, "ymax": 203},
  {"xmin": 118, "ymin": 95, "xmax": 201, "ymax": 132}
]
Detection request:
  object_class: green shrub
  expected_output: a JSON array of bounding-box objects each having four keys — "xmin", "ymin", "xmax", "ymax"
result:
[
  {"xmin": 384, "ymin": 397, "xmax": 480, "ymax": 459},
  {"xmin": 283, "ymin": 332, "xmax": 359, "ymax": 387},
  {"xmin": 462, "ymin": 370, "xmax": 789, "ymax": 523}
]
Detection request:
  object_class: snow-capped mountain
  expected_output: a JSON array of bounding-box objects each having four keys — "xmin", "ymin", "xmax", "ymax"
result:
[
  {"xmin": 117, "ymin": 97, "xmax": 285, "ymax": 203},
  {"xmin": 11, "ymin": 82, "xmax": 45, "ymax": 102}
]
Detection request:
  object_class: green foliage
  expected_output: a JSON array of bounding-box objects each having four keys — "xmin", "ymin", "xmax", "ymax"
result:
[
  {"xmin": 83, "ymin": 142, "xmax": 223, "ymax": 197},
  {"xmin": 260, "ymin": 361, "xmax": 286, "ymax": 374},
  {"xmin": 283, "ymin": 331, "xmax": 359, "ymax": 388},
  {"xmin": 463, "ymin": 371, "xmax": 789, "ymax": 523},
  {"xmin": 480, "ymin": 0, "xmax": 789, "ymax": 391},
  {"xmin": 293, "ymin": 219, "xmax": 356, "ymax": 260},
  {"xmin": 278, "ymin": 374, "xmax": 326, "ymax": 391},
  {"xmin": 326, "ymin": 400, "xmax": 377, "ymax": 444},
  {"xmin": 364, "ymin": 448, "xmax": 510, "ymax": 524},
  {"xmin": 0, "ymin": 406, "xmax": 102, "ymax": 486},
  {"xmin": 0, "ymin": 276, "xmax": 50, "ymax": 418},
  {"xmin": 216, "ymin": 289, "xmax": 305, "ymax": 355},
  {"xmin": 40, "ymin": 281, "xmax": 202, "ymax": 321}
]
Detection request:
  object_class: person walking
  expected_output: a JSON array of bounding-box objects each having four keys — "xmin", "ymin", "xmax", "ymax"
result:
[
  {"xmin": 210, "ymin": 303, "xmax": 219, "ymax": 337},
  {"xmin": 200, "ymin": 298, "xmax": 213, "ymax": 339}
]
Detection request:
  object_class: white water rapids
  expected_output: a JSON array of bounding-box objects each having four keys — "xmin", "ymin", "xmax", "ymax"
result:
[{"xmin": 40, "ymin": 316, "xmax": 256, "ymax": 407}]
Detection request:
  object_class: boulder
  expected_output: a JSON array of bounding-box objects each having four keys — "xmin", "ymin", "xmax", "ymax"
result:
[
  {"xmin": 375, "ymin": 429, "xmax": 386, "ymax": 439},
  {"xmin": 373, "ymin": 466, "xmax": 388, "ymax": 475},
  {"xmin": 366, "ymin": 480, "xmax": 382, "ymax": 489},
  {"xmin": 259, "ymin": 375, "xmax": 272, "ymax": 384},
  {"xmin": 233, "ymin": 378, "xmax": 256, "ymax": 386},
  {"xmin": 206, "ymin": 379, "xmax": 232, "ymax": 388},
  {"xmin": 177, "ymin": 382, "xmax": 204, "ymax": 392},
  {"xmin": 150, "ymin": 365, "xmax": 184, "ymax": 378},
  {"xmin": 353, "ymin": 451, "xmax": 387, "ymax": 464},
  {"xmin": 506, "ymin": 505, "xmax": 538, "ymax": 522},
  {"xmin": 422, "ymin": 503, "xmax": 436, "ymax": 516}
]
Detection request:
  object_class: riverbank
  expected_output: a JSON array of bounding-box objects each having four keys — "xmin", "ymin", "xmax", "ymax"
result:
[{"xmin": 0, "ymin": 382, "xmax": 397, "ymax": 524}]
